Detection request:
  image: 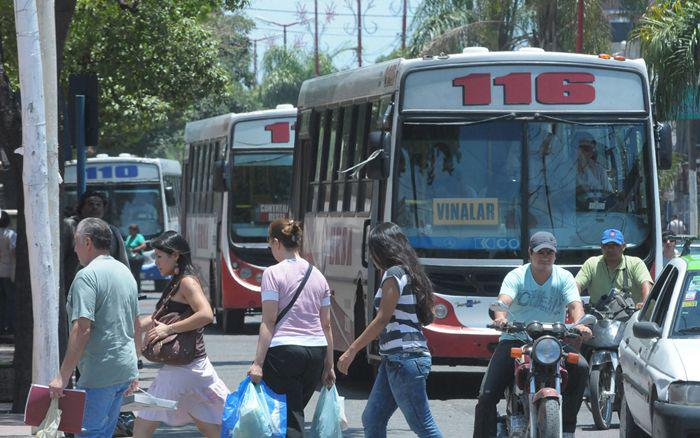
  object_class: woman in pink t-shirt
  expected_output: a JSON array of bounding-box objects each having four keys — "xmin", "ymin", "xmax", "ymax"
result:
[{"xmin": 247, "ymin": 219, "xmax": 335, "ymax": 438}]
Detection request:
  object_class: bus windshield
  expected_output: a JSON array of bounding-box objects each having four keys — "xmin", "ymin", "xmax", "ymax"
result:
[
  {"xmin": 395, "ymin": 120, "xmax": 651, "ymax": 262},
  {"xmin": 64, "ymin": 184, "xmax": 165, "ymax": 239},
  {"xmin": 229, "ymin": 152, "xmax": 293, "ymax": 243}
]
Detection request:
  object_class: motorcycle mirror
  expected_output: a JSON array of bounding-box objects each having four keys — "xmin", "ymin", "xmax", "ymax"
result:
[{"xmin": 574, "ymin": 314, "xmax": 596, "ymax": 326}]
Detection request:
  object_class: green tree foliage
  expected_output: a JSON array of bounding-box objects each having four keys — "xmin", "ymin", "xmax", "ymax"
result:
[
  {"xmin": 635, "ymin": 1, "xmax": 700, "ymax": 120},
  {"xmin": 129, "ymin": 12, "xmax": 262, "ymax": 159},
  {"xmin": 407, "ymin": 0, "xmax": 611, "ymax": 55},
  {"xmin": 62, "ymin": 1, "xmax": 234, "ymax": 151},
  {"xmin": 258, "ymin": 46, "xmax": 335, "ymax": 108}
]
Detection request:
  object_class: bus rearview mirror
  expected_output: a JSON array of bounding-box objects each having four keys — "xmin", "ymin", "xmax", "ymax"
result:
[
  {"xmin": 656, "ymin": 122, "xmax": 672, "ymax": 170},
  {"xmin": 213, "ymin": 160, "xmax": 227, "ymax": 192},
  {"xmin": 367, "ymin": 131, "xmax": 390, "ymax": 180},
  {"xmin": 164, "ymin": 186, "xmax": 176, "ymax": 206}
]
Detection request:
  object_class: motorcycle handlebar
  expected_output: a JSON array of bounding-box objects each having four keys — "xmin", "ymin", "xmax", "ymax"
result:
[{"xmin": 487, "ymin": 321, "xmax": 583, "ymax": 338}]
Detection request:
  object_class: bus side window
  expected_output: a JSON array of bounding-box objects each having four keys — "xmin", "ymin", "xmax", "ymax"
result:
[
  {"xmin": 324, "ymin": 108, "xmax": 342, "ymax": 212},
  {"xmin": 352, "ymin": 103, "xmax": 371, "ymax": 213},
  {"xmin": 341, "ymin": 105, "xmax": 359, "ymax": 212},
  {"xmin": 357, "ymin": 101, "xmax": 381, "ymax": 212},
  {"xmin": 312, "ymin": 111, "xmax": 330, "ymax": 213}
]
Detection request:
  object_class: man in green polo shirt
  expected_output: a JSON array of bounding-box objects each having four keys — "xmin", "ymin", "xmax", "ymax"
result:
[{"xmin": 575, "ymin": 228, "xmax": 652, "ymax": 306}]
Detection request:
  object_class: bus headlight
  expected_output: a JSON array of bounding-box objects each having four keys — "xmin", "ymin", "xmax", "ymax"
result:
[
  {"xmin": 239, "ymin": 268, "xmax": 252, "ymax": 279},
  {"xmin": 255, "ymin": 273, "xmax": 262, "ymax": 283},
  {"xmin": 434, "ymin": 303, "xmax": 448, "ymax": 319},
  {"xmin": 532, "ymin": 337, "xmax": 562, "ymax": 365}
]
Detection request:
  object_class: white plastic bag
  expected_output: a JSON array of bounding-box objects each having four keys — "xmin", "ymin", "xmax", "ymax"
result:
[
  {"xmin": 232, "ymin": 381, "xmax": 277, "ymax": 437},
  {"xmin": 310, "ymin": 385, "xmax": 348, "ymax": 438},
  {"xmin": 36, "ymin": 398, "xmax": 61, "ymax": 438},
  {"xmin": 222, "ymin": 377, "xmax": 286, "ymax": 438}
]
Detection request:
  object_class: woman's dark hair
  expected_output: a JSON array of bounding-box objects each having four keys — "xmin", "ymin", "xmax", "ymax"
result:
[
  {"xmin": 368, "ymin": 222, "xmax": 435, "ymax": 325},
  {"xmin": 0, "ymin": 210, "xmax": 10, "ymax": 228},
  {"xmin": 150, "ymin": 230, "xmax": 200, "ymax": 303},
  {"xmin": 268, "ymin": 219, "xmax": 302, "ymax": 249},
  {"xmin": 129, "ymin": 224, "xmax": 140, "ymax": 233}
]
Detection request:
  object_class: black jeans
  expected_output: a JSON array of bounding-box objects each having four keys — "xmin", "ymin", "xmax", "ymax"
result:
[
  {"xmin": 263, "ymin": 345, "xmax": 326, "ymax": 438},
  {"xmin": 473, "ymin": 339, "xmax": 588, "ymax": 437},
  {"xmin": 0, "ymin": 278, "xmax": 14, "ymax": 333},
  {"xmin": 128, "ymin": 254, "xmax": 144, "ymax": 294}
]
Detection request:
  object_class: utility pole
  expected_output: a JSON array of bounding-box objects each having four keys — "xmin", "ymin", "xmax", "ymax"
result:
[
  {"xmin": 315, "ymin": 0, "xmax": 320, "ymax": 75},
  {"xmin": 256, "ymin": 17, "xmax": 306, "ymax": 50},
  {"xmin": 357, "ymin": 0, "xmax": 362, "ymax": 67},
  {"xmin": 576, "ymin": 0, "xmax": 584, "ymax": 53},
  {"xmin": 251, "ymin": 36, "xmax": 276, "ymax": 84},
  {"xmin": 401, "ymin": 0, "xmax": 407, "ymax": 52}
]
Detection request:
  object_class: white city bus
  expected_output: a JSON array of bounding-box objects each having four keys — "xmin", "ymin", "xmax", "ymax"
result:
[
  {"xmin": 64, "ymin": 154, "xmax": 182, "ymax": 290},
  {"xmin": 183, "ymin": 105, "xmax": 296, "ymax": 332},
  {"xmin": 291, "ymin": 48, "xmax": 670, "ymax": 366}
]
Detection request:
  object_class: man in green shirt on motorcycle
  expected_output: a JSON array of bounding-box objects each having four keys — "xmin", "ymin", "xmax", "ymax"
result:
[{"xmin": 575, "ymin": 228, "xmax": 652, "ymax": 307}]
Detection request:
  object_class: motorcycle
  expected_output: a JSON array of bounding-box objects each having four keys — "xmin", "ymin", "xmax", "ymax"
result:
[
  {"xmin": 489, "ymin": 301, "xmax": 595, "ymax": 438},
  {"xmin": 582, "ymin": 289, "xmax": 636, "ymax": 430}
]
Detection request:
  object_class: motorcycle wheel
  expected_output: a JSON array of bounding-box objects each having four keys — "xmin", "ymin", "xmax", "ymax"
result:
[
  {"xmin": 590, "ymin": 366, "xmax": 614, "ymax": 429},
  {"xmin": 536, "ymin": 398, "xmax": 561, "ymax": 438}
]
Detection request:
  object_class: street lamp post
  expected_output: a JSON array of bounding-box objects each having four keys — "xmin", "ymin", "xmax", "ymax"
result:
[{"xmin": 256, "ymin": 17, "xmax": 307, "ymax": 50}]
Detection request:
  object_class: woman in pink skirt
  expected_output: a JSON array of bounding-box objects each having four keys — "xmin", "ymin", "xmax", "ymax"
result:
[{"xmin": 133, "ymin": 231, "xmax": 228, "ymax": 438}]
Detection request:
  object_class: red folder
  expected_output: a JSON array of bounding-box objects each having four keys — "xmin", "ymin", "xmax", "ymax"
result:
[{"xmin": 24, "ymin": 384, "xmax": 86, "ymax": 434}]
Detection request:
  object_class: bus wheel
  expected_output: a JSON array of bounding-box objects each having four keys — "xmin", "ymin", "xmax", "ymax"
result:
[{"xmin": 221, "ymin": 309, "xmax": 245, "ymax": 334}]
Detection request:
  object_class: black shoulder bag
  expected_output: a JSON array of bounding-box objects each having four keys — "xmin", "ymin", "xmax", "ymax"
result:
[{"xmin": 275, "ymin": 264, "xmax": 314, "ymax": 325}]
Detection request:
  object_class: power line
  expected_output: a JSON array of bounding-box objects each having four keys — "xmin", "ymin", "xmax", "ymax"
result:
[
  {"xmin": 246, "ymin": 6, "xmax": 415, "ymax": 19},
  {"xmin": 253, "ymin": 27, "xmax": 400, "ymax": 38}
]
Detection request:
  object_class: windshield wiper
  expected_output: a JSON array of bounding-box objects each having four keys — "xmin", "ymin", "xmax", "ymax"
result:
[
  {"xmin": 404, "ymin": 112, "xmax": 516, "ymax": 126},
  {"xmin": 677, "ymin": 326, "xmax": 700, "ymax": 334},
  {"xmin": 531, "ymin": 113, "xmax": 645, "ymax": 125}
]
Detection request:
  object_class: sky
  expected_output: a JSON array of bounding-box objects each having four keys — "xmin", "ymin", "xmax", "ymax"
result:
[{"xmin": 242, "ymin": 0, "xmax": 419, "ymax": 78}]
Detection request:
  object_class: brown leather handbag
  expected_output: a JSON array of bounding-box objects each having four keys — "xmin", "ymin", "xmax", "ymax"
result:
[{"xmin": 141, "ymin": 280, "xmax": 197, "ymax": 365}]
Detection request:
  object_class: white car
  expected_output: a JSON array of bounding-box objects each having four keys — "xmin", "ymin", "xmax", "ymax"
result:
[{"xmin": 618, "ymin": 255, "xmax": 700, "ymax": 437}]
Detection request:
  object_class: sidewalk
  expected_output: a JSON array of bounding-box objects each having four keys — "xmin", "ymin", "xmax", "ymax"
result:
[
  {"xmin": 0, "ymin": 411, "xmax": 30, "ymax": 437},
  {"xmin": 0, "ymin": 341, "xmax": 29, "ymax": 437}
]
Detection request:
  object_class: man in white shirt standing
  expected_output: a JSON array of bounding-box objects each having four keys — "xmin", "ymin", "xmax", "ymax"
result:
[
  {"xmin": 0, "ymin": 210, "xmax": 16, "ymax": 335},
  {"xmin": 668, "ymin": 214, "xmax": 687, "ymax": 235}
]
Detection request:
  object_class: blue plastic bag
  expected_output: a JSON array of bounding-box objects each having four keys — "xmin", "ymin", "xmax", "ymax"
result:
[
  {"xmin": 309, "ymin": 385, "xmax": 347, "ymax": 438},
  {"xmin": 221, "ymin": 376, "xmax": 286, "ymax": 438}
]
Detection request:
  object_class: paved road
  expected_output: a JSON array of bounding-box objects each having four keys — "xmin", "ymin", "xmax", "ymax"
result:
[{"xmin": 136, "ymin": 293, "xmax": 619, "ymax": 437}]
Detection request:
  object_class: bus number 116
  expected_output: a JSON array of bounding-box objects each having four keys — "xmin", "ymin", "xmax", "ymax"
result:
[{"xmin": 452, "ymin": 72, "xmax": 595, "ymax": 106}]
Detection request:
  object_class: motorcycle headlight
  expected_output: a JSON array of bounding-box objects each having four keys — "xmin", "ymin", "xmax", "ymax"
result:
[
  {"xmin": 532, "ymin": 337, "xmax": 562, "ymax": 365},
  {"xmin": 668, "ymin": 382, "xmax": 700, "ymax": 405}
]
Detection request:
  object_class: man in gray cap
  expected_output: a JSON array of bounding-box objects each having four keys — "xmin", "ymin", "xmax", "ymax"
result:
[{"xmin": 473, "ymin": 231, "xmax": 592, "ymax": 438}]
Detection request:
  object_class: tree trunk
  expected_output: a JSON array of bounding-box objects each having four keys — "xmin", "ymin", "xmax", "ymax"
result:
[
  {"xmin": 14, "ymin": 0, "xmax": 60, "ymax": 388},
  {"xmin": 39, "ymin": 1, "xmax": 62, "ymax": 374},
  {"xmin": 0, "ymin": 0, "xmax": 76, "ymax": 412}
]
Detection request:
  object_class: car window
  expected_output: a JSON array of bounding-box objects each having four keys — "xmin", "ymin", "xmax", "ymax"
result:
[
  {"xmin": 671, "ymin": 271, "xmax": 700, "ymax": 337},
  {"xmin": 639, "ymin": 265, "xmax": 673, "ymax": 322},
  {"xmin": 652, "ymin": 268, "xmax": 678, "ymax": 328}
]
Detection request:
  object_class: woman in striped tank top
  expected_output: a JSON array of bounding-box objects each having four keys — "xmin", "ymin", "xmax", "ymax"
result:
[{"xmin": 337, "ymin": 222, "xmax": 442, "ymax": 438}]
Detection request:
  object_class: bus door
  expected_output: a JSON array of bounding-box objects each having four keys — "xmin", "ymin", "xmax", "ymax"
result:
[{"xmin": 364, "ymin": 96, "xmax": 393, "ymax": 363}]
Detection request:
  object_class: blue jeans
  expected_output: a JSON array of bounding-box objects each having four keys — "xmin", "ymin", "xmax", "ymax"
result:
[
  {"xmin": 77, "ymin": 381, "xmax": 130, "ymax": 437},
  {"xmin": 362, "ymin": 353, "xmax": 443, "ymax": 438}
]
